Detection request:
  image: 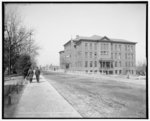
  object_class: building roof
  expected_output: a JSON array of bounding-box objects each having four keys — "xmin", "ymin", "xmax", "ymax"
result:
[
  {"xmin": 63, "ymin": 40, "xmax": 78, "ymax": 47},
  {"xmin": 110, "ymin": 38, "xmax": 135, "ymax": 43},
  {"xmin": 74, "ymin": 35, "xmax": 103, "ymax": 40},
  {"xmin": 76, "ymin": 35, "xmax": 137, "ymax": 44},
  {"xmin": 64, "ymin": 35, "xmax": 137, "ymax": 47}
]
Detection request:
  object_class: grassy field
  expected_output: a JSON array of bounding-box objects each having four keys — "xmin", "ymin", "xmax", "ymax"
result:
[{"xmin": 43, "ymin": 71, "xmax": 146, "ymax": 118}]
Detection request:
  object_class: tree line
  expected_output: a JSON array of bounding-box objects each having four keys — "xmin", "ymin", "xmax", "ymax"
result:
[{"xmin": 4, "ymin": 8, "xmax": 39, "ymax": 78}]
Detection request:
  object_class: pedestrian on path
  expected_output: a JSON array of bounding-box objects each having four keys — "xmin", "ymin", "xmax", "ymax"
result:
[
  {"xmin": 35, "ymin": 67, "xmax": 40, "ymax": 83},
  {"xmin": 27, "ymin": 68, "xmax": 34, "ymax": 83}
]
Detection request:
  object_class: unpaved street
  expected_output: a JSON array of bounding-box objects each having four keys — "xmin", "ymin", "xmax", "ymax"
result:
[{"xmin": 43, "ymin": 71, "xmax": 146, "ymax": 118}]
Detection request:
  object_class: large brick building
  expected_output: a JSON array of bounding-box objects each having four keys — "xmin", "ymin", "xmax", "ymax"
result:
[{"xmin": 59, "ymin": 35, "xmax": 137, "ymax": 75}]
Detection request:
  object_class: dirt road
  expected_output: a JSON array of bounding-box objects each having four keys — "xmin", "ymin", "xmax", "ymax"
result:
[{"xmin": 43, "ymin": 71, "xmax": 146, "ymax": 118}]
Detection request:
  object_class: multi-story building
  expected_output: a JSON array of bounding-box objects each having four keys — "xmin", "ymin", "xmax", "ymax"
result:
[
  {"xmin": 59, "ymin": 50, "xmax": 66, "ymax": 69},
  {"xmin": 59, "ymin": 35, "xmax": 137, "ymax": 75}
]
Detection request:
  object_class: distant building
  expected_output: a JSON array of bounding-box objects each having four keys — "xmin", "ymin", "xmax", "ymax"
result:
[
  {"xmin": 59, "ymin": 35, "xmax": 137, "ymax": 75},
  {"xmin": 59, "ymin": 51, "xmax": 66, "ymax": 69},
  {"xmin": 49, "ymin": 64, "xmax": 60, "ymax": 71}
]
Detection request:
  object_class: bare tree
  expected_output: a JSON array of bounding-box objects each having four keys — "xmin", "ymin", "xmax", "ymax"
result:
[
  {"xmin": 136, "ymin": 61, "xmax": 146, "ymax": 76},
  {"xmin": 4, "ymin": 7, "xmax": 39, "ymax": 74}
]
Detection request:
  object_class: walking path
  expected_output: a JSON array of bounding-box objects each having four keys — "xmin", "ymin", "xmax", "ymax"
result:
[{"xmin": 13, "ymin": 75, "xmax": 82, "ymax": 118}]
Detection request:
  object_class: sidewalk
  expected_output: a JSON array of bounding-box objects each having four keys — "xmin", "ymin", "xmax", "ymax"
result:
[{"xmin": 13, "ymin": 75, "xmax": 82, "ymax": 118}]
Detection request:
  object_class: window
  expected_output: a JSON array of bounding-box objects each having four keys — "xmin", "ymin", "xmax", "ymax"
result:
[
  {"xmin": 128, "ymin": 53, "xmax": 130, "ymax": 59},
  {"xmin": 112, "ymin": 63, "xmax": 114, "ymax": 68},
  {"xmin": 101, "ymin": 51, "xmax": 108, "ymax": 55},
  {"xmin": 111, "ymin": 44, "xmax": 113, "ymax": 50},
  {"xmin": 101, "ymin": 43, "xmax": 103, "ymax": 50},
  {"xmin": 115, "ymin": 70, "xmax": 117, "ymax": 74},
  {"xmin": 125, "ymin": 53, "xmax": 127, "ymax": 59},
  {"xmin": 104, "ymin": 43, "xmax": 106, "ymax": 50},
  {"xmin": 80, "ymin": 61, "xmax": 82, "ymax": 67},
  {"xmin": 119, "ymin": 45, "xmax": 121, "ymax": 51},
  {"xmin": 115, "ymin": 53, "xmax": 117, "ymax": 59},
  {"xmin": 128, "ymin": 45, "xmax": 130, "ymax": 51},
  {"xmin": 130, "ymin": 46, "xmax": 132, "ymax": 52},
  {"xmin": 90, "ymin": 52, "xmax": 92, "ymax": 58},
  {"xmin": 85, "ymin": 52, "xmax": 88, "ymax": 58},
  {"xmin": 132, "ymin": 54, "xmax": 134, "ymax": 59},
  {"xmin": 129, "ymin": 46, "xmax": 131, "ymax": 52},
  {"xmin": 101, "ymin": 43, "xmax": 108, "ymax": 50},
  {"xmin": 131, "ymin": 54, "xmax": 132, "ymax": 59},
  {"xmin": 75, "ymin": 62, "xmax": 77, "ymax": 67},
  {"xmin": 85, "ymin": 43, "xmax": 88, "ymax": 49},
  {"xmin": 111, "ymin": 53, "xmax": 113, "ymax": 59},
  {"xmin": 78, "ymin": 51, "xmax": 81, "ymax": 57},
  {"xmin": 85, "ymin": 61, "xmax": 88, "ymax": 67},
  {"xmin": 104, "ymin": 51, "xmax": 106, "ymax": 55},
  {"xmin": 105, "ymin": 43, "xmax": 108, "ymax": 50},
  {"xmin": 95, "ymin": 61, "xmax": 97, "ymax": 67},
  {"xmin": 90, "ymin": 43, "xmax": 92, "ymax": 49},
  {"xmin": 119, "ymin": 70, "xmax": 122, "ymax": 74},
  {"xmin": 119, "ymin": 61, "xmax": 121, "ymax": 67},
  {"xmin": 125, "ymin": 45, "xmax": 127, "ymax": 51},
  {"xmin": 115, "ymin": 44, "xmax": 117, "ymax": 51},
  {"xmin": 115, "ymin": 62, "xmax": 117, "ymax": 67},
  {"xmin": 94, "ymin": 43, "xmax": 97, "ymax": 50},
  {"xmin": 90, "ymin": 61, "xmax": 92, "ymax": 67},
  {"xmin": 94, "ymin": 52, "xmax": 97, "ymax": 58},
  {"xmin": 118, "ymin": 53, "xmax": 121, "ymax": 59}
]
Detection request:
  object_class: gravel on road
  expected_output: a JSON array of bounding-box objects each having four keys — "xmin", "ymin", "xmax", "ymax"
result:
[{"xmin": 43, "ymin": 71, "xmax": 146, "ymax": 118}]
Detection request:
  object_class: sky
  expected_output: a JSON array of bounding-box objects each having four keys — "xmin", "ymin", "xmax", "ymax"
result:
[{"xmin": 6, "ymin": 3, "xmax": 146, "ymax": 66}]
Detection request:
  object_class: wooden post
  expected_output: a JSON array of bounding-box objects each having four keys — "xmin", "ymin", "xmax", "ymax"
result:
[
  {"xmin": 8, "ymin": 94, "xmax": 11, "ymax": 105},
  {"xmin": 16, "ymin": 85, "xmax": 19, "ymax": 94}
]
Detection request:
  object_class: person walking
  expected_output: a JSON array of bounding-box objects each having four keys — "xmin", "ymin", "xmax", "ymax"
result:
[
  {"xmin": 27, "ymin": 68, "xmax": 34, "ymax": 83},
  {"xmin": 35, "ymin": 67, "xmax": 40, "ymax": 83}
]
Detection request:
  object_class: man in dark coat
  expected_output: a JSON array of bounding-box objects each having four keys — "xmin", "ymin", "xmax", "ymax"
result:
[{"xmin": 35, "ymin": 67, "xmax": 40, "ymax": 83}]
